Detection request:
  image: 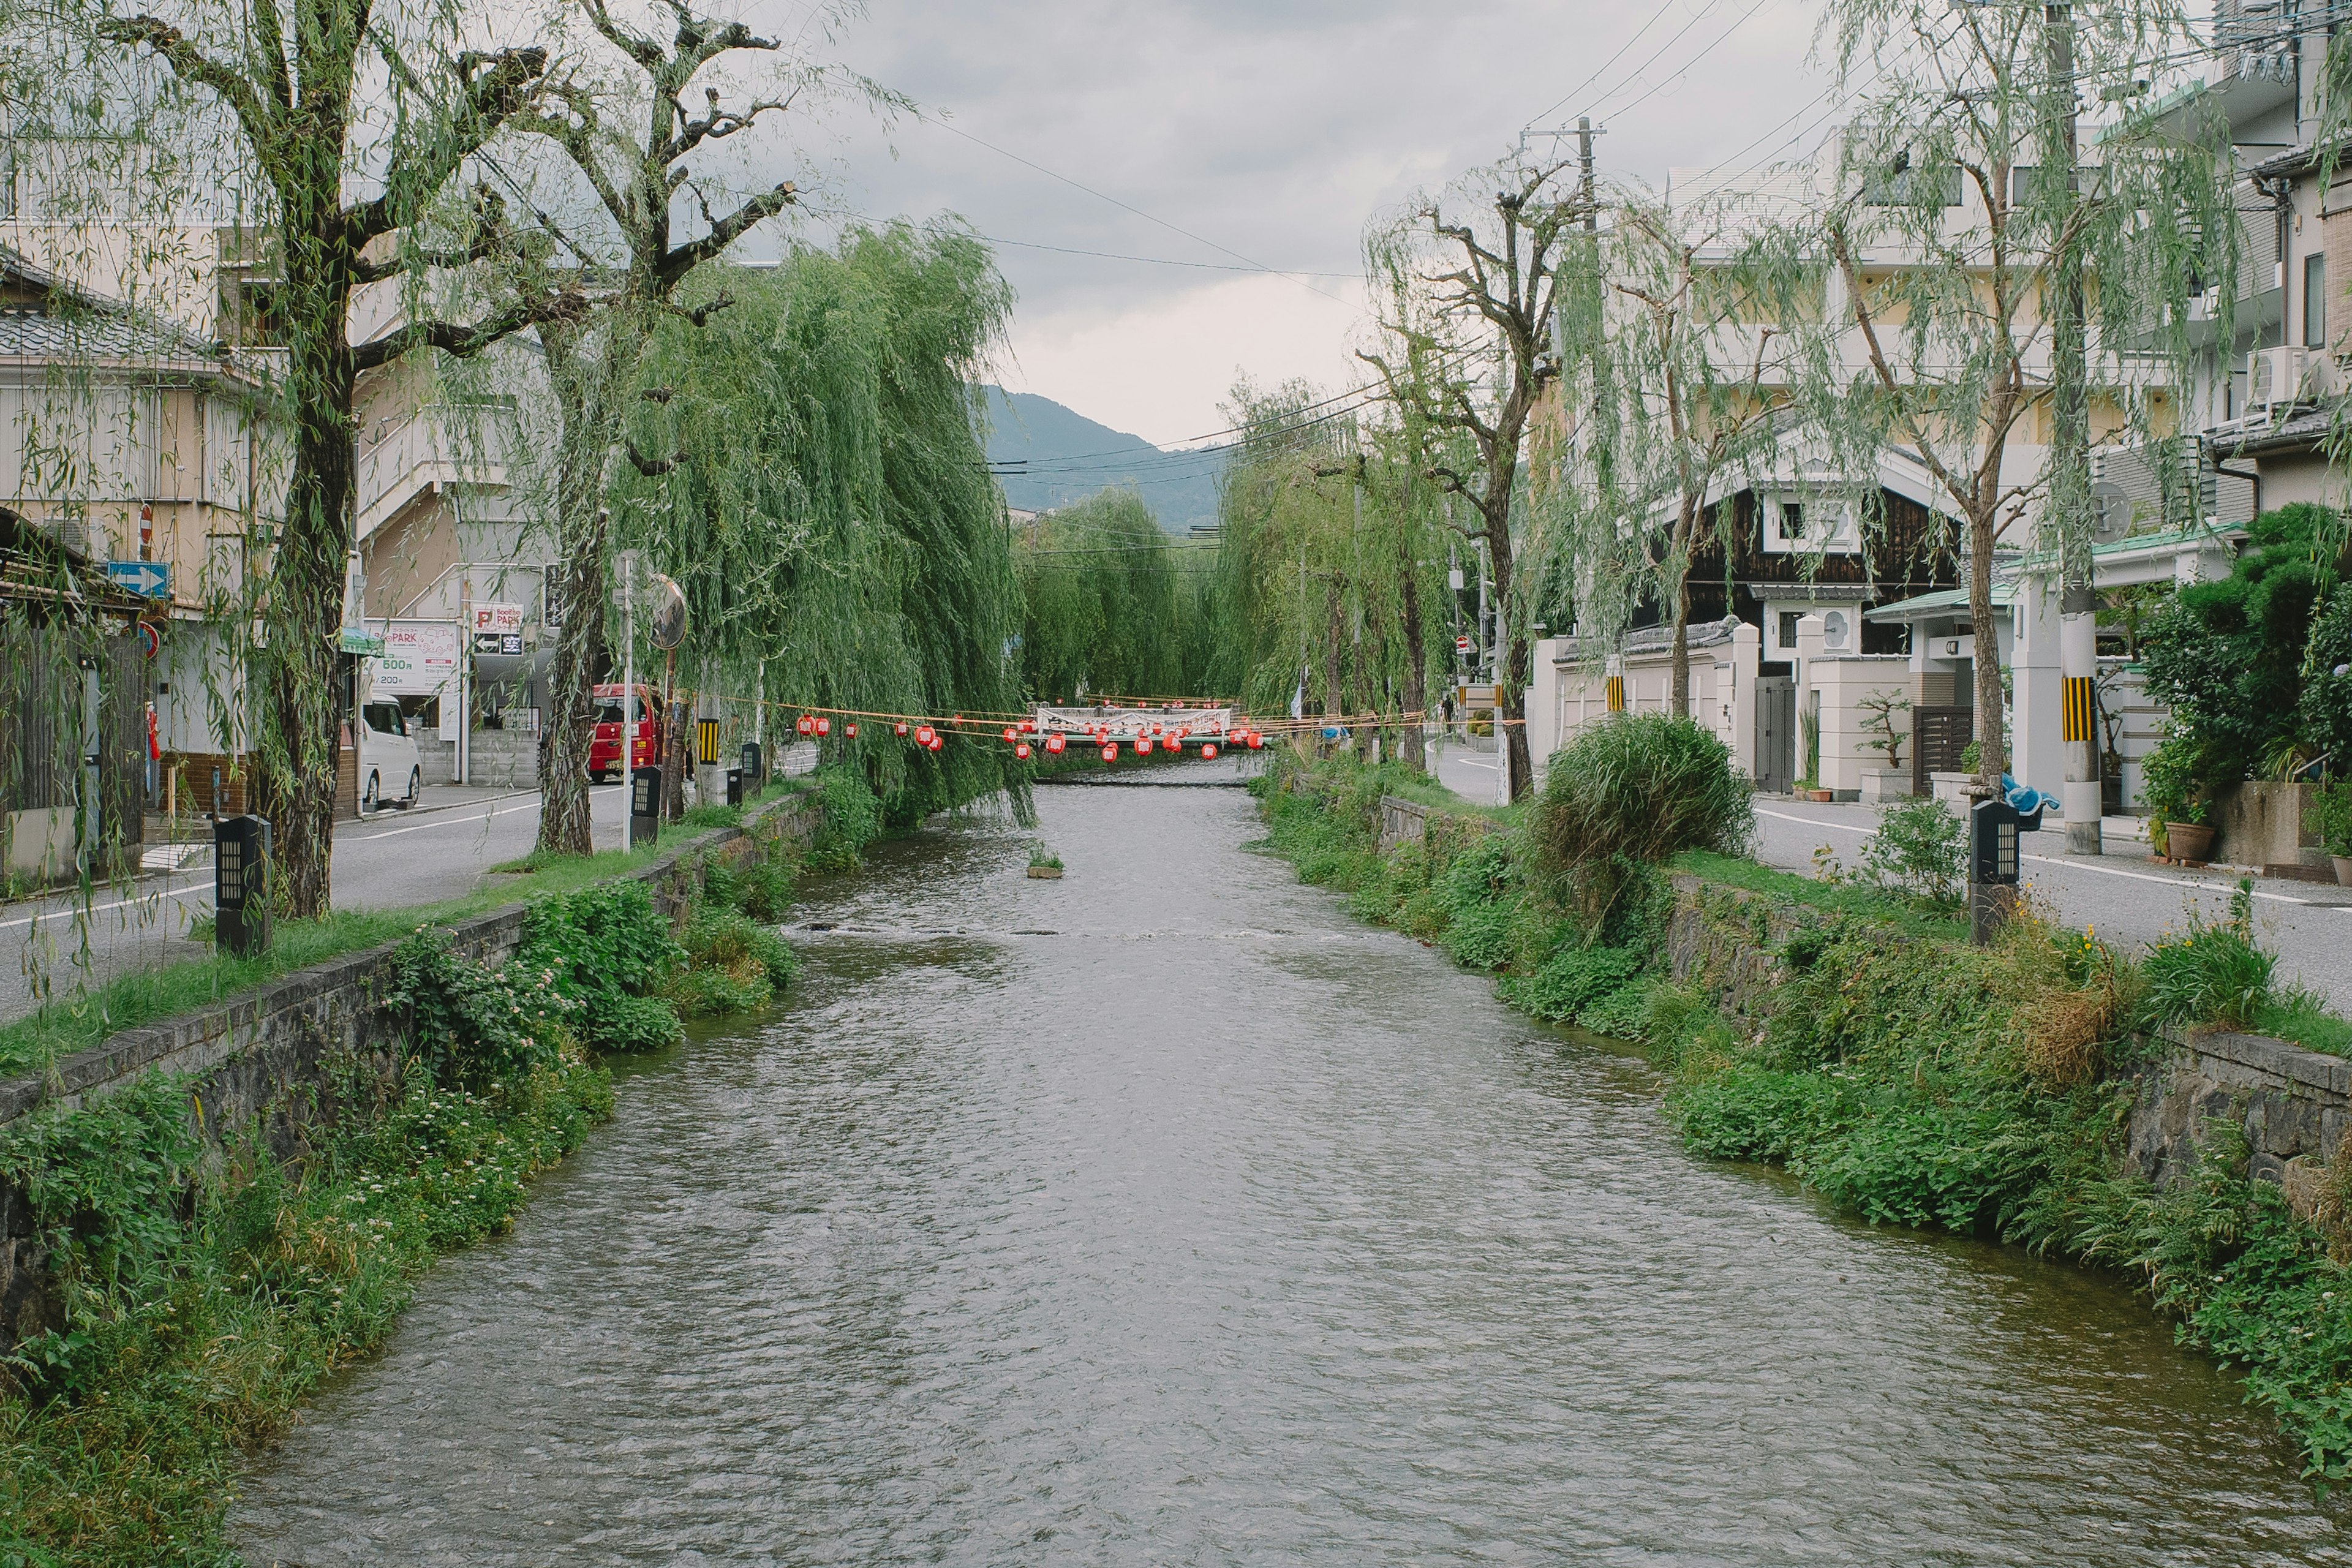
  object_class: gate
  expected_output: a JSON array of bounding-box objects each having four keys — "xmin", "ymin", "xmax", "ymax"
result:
[
  {"xmin": 1754, "ymin": 676, "xmax": 1795, "ymax": 795},
  {"xmin": 1910, "ymin": 706, "xmax": 1973, "ymax": 796}
]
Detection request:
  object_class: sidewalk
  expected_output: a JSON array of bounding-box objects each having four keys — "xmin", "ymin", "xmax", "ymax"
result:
[{"xmin": 1, "ymin": 784, "xmax": 628, "ymax": 1027}]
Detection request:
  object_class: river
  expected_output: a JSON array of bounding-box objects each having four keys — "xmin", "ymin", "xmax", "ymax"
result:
[{"xmin": 235, "ymin": 774, "xmax": 2348, "ymax": 1565}]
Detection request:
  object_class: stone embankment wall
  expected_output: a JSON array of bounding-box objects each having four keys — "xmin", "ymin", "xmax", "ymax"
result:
[
  {"xmin": 1662, "ymin": 873, "xmax": 2350, "ymax": 1215},
  {"xmin": 0, "ymin": 793, "xmax": 818, "ymax": 1348}
]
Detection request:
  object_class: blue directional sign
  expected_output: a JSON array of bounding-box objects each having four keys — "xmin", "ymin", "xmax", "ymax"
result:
[{"xmin": 107, "ymin": 559, "xmax": 170, "ymax": 598}]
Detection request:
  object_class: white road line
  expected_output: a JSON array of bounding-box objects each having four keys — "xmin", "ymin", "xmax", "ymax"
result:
[
  {"xmin": 0, "ymin": 874, "xmax": 213, "ymax": 933},
  {"xmin": 2, "ymin": 797, "xmax": 548, "ymax": 935},
  {"xmin": 1758, "ymin": 805, "xmax": 2341, "ymax": 910},
  {"xmin": 339, "ymin": 791, "xmax": 538, "ymax": 840},
  {"xmin": 341, "ymin": 797, "xmax": 540, "ymax": 842}
]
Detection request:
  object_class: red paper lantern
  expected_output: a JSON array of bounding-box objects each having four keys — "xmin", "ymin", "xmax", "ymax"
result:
[
  {"xmin": 1133, "ymin": 737, "xmax": 1150, "ymax": 755},
  {"xmin": 1202, "ymin": 743, "xmax": 1218, "ymax": 760},
  {"xmin": 1046, "ymin": 734, "xmax": 1066, "ymax": 754},
  {"xmin": 1002, "ymin": 726, "xmax": 1018, "ymax": 743},
  {"xmin": 815, "ymin": 716, "xmax": 831, "ymax": 736},
  {"xmin": 1100, "ymin": 744, "xmax": 1117, "ymax": 763},
  {"xmin": 1020, "ymin": 719, "xmax": 1035, "ymax": 732},
  {"xmin": 895, "ymin": 721, "xmax": 910, "ymax": 737},
  {"xmin": 796, "ymin": 714, "xmax": 814, "ymax": 736},
  {"xmin": 916, "ymin": 725, "xmax": 936, "ymax": 746},
  {"xmin": 1015, "ymin": 741, "xmax": 1032, "ymax": 760},
  {"xmin": 845, "ymin": 722, "xmax": 858, "ymax": 738},
  {"xmin": 1248, "ymin": 732, "xmax": 1264, "ymax": 749},
  {"xmin": 1162, "ymin": 734, "xmax": 1179, "ymax": 752},
  {"xmin": 927, "ymin": 734, "xmax": 943, "ymax": 752}
]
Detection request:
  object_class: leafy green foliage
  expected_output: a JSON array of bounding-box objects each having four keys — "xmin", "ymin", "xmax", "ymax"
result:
[
  {"xmin": 2139, "ymin": 882, "xmax": 2275, "ymax": 1032},
  {"xmin": 1501, "ymin": 944, "xmax": 1647, "ymax": 1029},
  {"xmin": 667, "ymin": 910, "xmax": 797, "ymax": 1017},
  {"xmin": 522, "ymin": 880, "xmax": 687, "ymax": 1054},
  {"xmin": 1528, "ymin": 714, "xmax": 1751, "ymax": 929},
  {"xmin": 2312, "ymin": 778, "xmax": 2352, "ymax": 861},
  {"xmin": 1853, "ymin": 796, "xmax": 1966, "ymax": 907},
  {"xmin": 1018, "ymin": 488, "xmax": 1208, "ymax": 702},
  {"xmin": 2141, "ymin": 505, "xmax": 2340, "ymax": 793},
  {"xmin": 0, "ymin": 1054, "xmax": 612, "ymax": 1562},
  {"xmin": 807, "ymin": 764, "xmax": 884, "ymax": 871}
]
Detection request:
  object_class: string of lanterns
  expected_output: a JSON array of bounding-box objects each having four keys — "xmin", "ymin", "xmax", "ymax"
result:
[{"xmin": 660, "ymin": 688, "xmax": 1519, "ymax": 772}]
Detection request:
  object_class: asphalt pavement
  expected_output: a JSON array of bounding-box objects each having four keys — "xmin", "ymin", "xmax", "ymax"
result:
[{"xmin": 1, "ymin": 783, "xmax": 630, "ymax": 1027}]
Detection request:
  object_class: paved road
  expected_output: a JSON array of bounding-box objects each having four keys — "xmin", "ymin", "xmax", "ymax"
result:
[
  {"xmin": 2, "ymin": 784, "xmax": 630, "ymax": 1027},
  {"xmin": 1747, "ymin": 799, "xmax": 2352, "ymax": 1014}
]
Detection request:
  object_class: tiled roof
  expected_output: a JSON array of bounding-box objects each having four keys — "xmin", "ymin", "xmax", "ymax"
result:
[{"xmin": 0, "ymin": 243, "xmax": 247, "ymax": 375}]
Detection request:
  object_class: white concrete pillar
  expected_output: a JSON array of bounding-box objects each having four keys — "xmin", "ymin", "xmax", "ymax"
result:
[
  {"xmin": 1796, "ymin": 614, "xmax": 1825, "ymax": 785},
  {"xmin": 1730, "ymin": 622, "xmax": 1760, "ymax": 775},
  {"xmin": 2010, "ymin": 573, "xmax": 2061, "ymax": 802}
]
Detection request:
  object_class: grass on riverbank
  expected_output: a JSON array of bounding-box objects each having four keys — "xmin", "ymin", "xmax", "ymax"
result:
[
  {"xmin": 0, "ymin": 786, "xmax": 832, "ymax": 1566},
  {"xmin": 1256, "ymin": 745, "xmax": 2352, "ymax": 1480},
  {"xmin": 0, "ymin": 778, "xmax": 818, "ymax": 1078}
]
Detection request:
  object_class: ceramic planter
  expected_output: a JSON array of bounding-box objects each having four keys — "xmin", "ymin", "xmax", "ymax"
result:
[
  {"xmin": 2334, "ymin": 855, "xmax": 2352, "ymax": 888},
  {"xmin": 2166, "ymin": 822, "xmax": 2215, "ymax": 865}
]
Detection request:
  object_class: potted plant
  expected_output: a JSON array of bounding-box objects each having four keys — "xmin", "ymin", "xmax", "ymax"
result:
[
  {"xmin": 2141, "ymin": 733, "xmax": 2211, "ymax": 864},
  {"xmin": 2315, "ymin": 778, "xmax": 2352, "ymax": 886},
  {"xmin": 1027, "ymin": 843, "xmax": 1064, "ymax": 880}
]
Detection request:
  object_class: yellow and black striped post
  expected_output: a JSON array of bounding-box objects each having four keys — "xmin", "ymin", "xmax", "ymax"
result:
[
  {"xmin": 1605, "ymin": 675, "xmax": 1626, "ymax": 712},
  {"xmin": 2060, "ymin": 676, "xmax": 2095, "ymax": 745},
  {"xmin": 695, "ymin": 718, "xmax": 722, "ymax": 766}
]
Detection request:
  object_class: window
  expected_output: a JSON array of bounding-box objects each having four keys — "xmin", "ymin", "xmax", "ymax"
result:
[
  {"xmin": 1779, "ymin": 610, "xmax": 1801, "ymax": 647},
  {"xmin": 2306, "ymin": 251, "xmax": 2328, "ymax": 350},
  {"xmin": 363, "ymin": 701, "xmax": 405, "ymax": 737},
  {"xmin": 1780, "ymin": 501, "xmax": 1806, "ymax": 540}
]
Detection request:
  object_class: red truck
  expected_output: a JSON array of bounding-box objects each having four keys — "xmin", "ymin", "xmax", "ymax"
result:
[{"xmin": 589, "ymin": 684, "xmax": 663, "ymax": 783}]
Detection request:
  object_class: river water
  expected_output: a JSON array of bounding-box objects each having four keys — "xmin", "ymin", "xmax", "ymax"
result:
[{"xmin": 236, "ymin": 774, "xmax": 2349, "ymax": 1566}]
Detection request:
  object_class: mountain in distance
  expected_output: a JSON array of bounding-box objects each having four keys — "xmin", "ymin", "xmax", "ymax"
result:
[{"xmin": 978, "ymin": 385, "xmax": 1224, "ymax": 535}]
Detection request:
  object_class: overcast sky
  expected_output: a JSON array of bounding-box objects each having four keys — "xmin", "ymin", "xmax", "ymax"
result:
[{"xmin": 753, "ymin": 0, "xmax": 1831, "ymax": 446}]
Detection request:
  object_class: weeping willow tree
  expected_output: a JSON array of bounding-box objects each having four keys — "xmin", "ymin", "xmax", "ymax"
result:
[
  {"xmin": 502, "ymin": 0, "xmax": 854, "ymax": 856},
  {"xmin": 40, "ymin": 0, "xmax": 579, "ymax": 916},
  {"xmin": 1790, "ymin": 0, "xmax": 2235, "ymax": 816},
  {"xmin": 1362, "ymin": 151, "xmax": 1588, "ymax": 797},
  {"xmin": 1589, "ymin": 184, "xmax": 1790, "ymax": 716},
  {"xmin": 608, "ymin": 226, "xmax": 1027, "ymax": 827},
  {"xmin": 1016, "ymin": 488, "xmax": 1200, "ymax": 703},
  {"xmin": 1205, "ymin": 378, "xmax": 1449, "ymax": 762}
]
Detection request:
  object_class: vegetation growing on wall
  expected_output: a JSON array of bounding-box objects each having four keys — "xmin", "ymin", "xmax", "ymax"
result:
[
  {"xmin": 1258, "ymin": 741, "xmax": 2352, "ymax": 1479},
  {"xmin": 0, "ymin": 809, "xmax": 817, "ymax": 1562}
]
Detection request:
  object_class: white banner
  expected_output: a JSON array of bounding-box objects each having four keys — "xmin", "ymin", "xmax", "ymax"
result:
[{"xmin": 370, "ymin": 620, "xmax": 460, "ymax": 697}]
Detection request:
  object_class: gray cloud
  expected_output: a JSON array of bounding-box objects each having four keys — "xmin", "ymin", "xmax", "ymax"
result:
[{"xmin": 731, "ymin": 0, "xmax": 1829, "ymax": 432}]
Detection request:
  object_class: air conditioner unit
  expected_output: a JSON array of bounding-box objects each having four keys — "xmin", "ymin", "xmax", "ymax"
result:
[{"xmin": 2247, "ymin": 345, "xmax": 2328, "ymax": 412}]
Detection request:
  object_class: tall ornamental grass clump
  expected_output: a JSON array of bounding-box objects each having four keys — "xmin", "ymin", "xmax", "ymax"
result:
[{"xmin": 1527, "ymin": 714, "xmax": 1751, "ymax": 927}]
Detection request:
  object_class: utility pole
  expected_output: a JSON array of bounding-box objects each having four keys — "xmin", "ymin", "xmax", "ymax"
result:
[{"xmin": 2048, "ymin": 1, "xmax": 2101, "ymax": 858}]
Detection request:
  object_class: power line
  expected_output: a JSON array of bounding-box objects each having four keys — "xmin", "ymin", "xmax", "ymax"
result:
[
  {"xmin": 1519, "ymin": 0, "xmax": 1686, "ymax": 129},
  {"xmin": 915, "ymin": 110, "xmax": 1359, "ymax": 309},
  {"xmin": 1594, "ymin": 0, "xmax": 1781, "ymax": 124}
]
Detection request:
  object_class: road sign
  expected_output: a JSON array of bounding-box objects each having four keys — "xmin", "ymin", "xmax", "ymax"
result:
[
  {"xmin": 1455, "ymin": 635, "xmax": 1471, "ymax": 654},
  {"xmin": 107, "ymin": 559, "xmax": 170, "ymax": 598}
]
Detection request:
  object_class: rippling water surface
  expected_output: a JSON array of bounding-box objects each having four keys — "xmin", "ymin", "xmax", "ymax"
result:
[{"xmin": 236, "ymin": 774, "xmax": 2348, "ymax": 1565}]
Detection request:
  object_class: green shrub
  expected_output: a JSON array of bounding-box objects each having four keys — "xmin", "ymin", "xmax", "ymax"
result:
[
  {"xmin": 1529, "ymin": 714, "xmax": 1750, "ymax": 927},
  {"xmin": 1504, "ymin": 943, "xmax": 1645, "ymax": 1027},
  {"xmin": 667, "ymin": 909, "xmax": 797, "ymax": 1017},
  {"xmin": 808, "ymin": 764, "xmax": 884, "ymax": 870},
  {"xmin": 385, "ymin": 930, "xmax": 573, "ymax": 1090},
  {"xmin": 2313, "ymin": 779, "xmax": 2352, "ymax": 859},
  {"xmin": 1855, "ymin": 796, "xmax": 1966, "ymax": 907},
  {"xmin": 521, "ymin": 881, "xmax": 686, "ymax": 1054},
  {"xmin": 1440, "ymin": 900, "xmax": 1517, "ymax": 970},
  {"xmin": 2141, "ymin": 883, "xmax": 2275, "ymax": 1031}
]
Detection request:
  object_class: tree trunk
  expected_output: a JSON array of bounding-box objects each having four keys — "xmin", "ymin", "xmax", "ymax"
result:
[
  {"xmin": 1969, "ymin": 508, "xmax": 2007, "ymax": 787},
  {"xmin": 535, "ymin": 317, "xmax": 636, "ymax": 858},
  {"xmin": 1400, "ymin": 556, "xmax": 1428, "ymax": 772},
  {"xmin": 1668, "ymin": 492, "xmax": 1697, "ymax": 719},
  {"xmin": 257, "ymin": 203, "xmax": 361, "ymax": 920},
  {"xmin": 1485, "ymin": 501, "xmax": 1532, "ymax": 800},
  {"xmin": 663, "ymin": 655, "xmax": 688, "ymax": 821}
]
